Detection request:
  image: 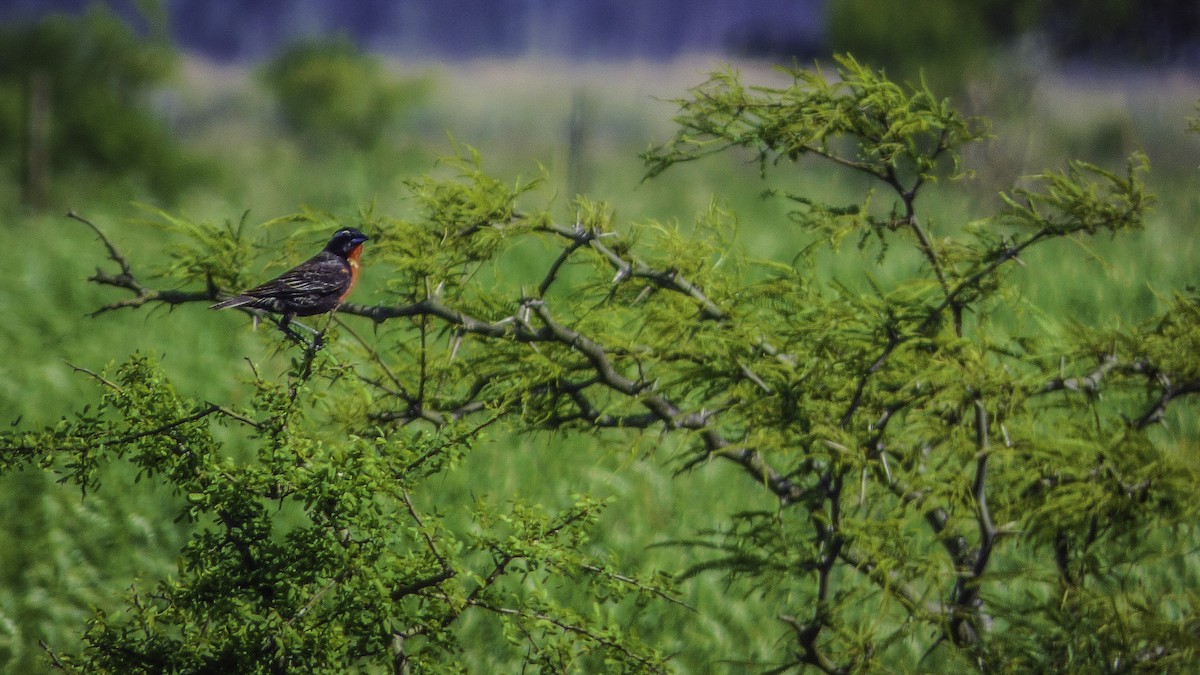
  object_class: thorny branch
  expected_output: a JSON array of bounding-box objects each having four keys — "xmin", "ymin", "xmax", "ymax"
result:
[
  {"xmin": 1133, "ymin": 378, "xmax": 1200, "ymax": 430},
  {"xmin": 77, "ymin": 207, "xmax": 1198, "ymax": 493},
  {"xmin": 947, "ymin": 400, "xmax": 999, "ymax": 647},
  {"xmin": 74, "ymin": 207, "xmax": 217, "ymax": 316}
]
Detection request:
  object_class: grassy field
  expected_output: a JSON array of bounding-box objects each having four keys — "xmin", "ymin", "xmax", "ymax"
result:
[{"xmin": 1, "ymin": 55, "xmax": 1198, "ymax": 671}]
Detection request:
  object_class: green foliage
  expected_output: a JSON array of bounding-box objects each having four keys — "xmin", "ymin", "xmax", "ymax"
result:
[
  {"xmin": 643, "ymin": 55, "xmax": 987, "ymax": 186},
  {"xmin": 260, "ymin": 37, "xmax": 432, "ymax": 151},
  {"xmin": 3, "ymin": 352, "xmax": 666, "ymax": 673},
  {"xmin": 3, "ymin": 57, "xmax": 1199, "ymax": 672},
  {"xmin": 0, "ymin": 5, "xmax": 211, "ymax": 202}
]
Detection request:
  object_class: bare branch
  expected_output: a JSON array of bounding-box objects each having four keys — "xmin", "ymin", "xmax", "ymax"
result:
[
  {"xmin": 66, "ymin": 361, "xmax": 123, "ymax": 391},
  {"xmin": 71, "ymin": 211, "xmax": 219, "ymax": 316},
  {"xmin": 69, "ymin": 210, "xmax": 133, "ymax": 277},
  {"xmin": 537, "ymin": 235, "xmax": 588, "ymax": 298}
]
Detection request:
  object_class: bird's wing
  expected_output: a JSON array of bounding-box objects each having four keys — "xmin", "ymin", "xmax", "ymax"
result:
[{"xmin": 243, "ymin": 254, "xmax": 349, "ymax": 298}]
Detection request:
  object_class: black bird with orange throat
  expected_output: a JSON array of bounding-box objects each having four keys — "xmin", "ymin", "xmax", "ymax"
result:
[{"xmin": 211, "ymin": 228, "xmax": 368, "ymax": 337}]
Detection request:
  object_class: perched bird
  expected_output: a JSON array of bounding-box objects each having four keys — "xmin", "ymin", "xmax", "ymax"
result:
[{"xmin": 211, "ymin": 227, "xmax": 369, "ymax": 336}]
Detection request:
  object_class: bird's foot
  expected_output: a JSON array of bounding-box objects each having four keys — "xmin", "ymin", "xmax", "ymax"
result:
[
  {"xmin": 309, "ymin": 332, "xmax": 325, "ymax": 352},
  {"xmin": 281, "ymin": 318, "xmax": 326, "ymax": 352}
]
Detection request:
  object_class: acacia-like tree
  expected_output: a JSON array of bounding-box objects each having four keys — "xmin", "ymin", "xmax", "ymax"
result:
[{"xmin": 4, "ymin": 56, "xmax": 1198, "ymax": 673}]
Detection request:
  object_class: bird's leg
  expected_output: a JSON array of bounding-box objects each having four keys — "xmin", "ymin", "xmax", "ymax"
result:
[
  {"xmin": 282, "ymin": 316, "xmax": 324, "ymax": 351},
  {"xmin": 275, "ymin": 313, "xmax": 304, "ymax": 345}
]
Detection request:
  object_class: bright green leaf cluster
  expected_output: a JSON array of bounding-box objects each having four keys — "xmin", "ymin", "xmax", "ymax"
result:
[{"xmin": 1, "ymin": 352, "xmax": 669, "ymax": 673}]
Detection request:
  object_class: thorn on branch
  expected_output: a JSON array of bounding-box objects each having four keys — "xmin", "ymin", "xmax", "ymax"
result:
[
  {"xmin": 1040, "ymin": 354, "xmax": 1119, "ymax": 395},
  {"xmin": 1134, "ymin": 378, "xmax": 1200, "ymax": 430}
]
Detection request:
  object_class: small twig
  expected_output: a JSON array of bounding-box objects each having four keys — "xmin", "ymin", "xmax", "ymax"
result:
[
  {"xmin": 39, "ymin": 640, "xmax": 67, "ymax": 671},
  {"xmin": 970, "ymin": 400, "xmax": 998, "ymax": 571},
  {"xmin": 402, "ymin": 490, "xmax": 449, "ymax": 569},
  {"xmin": 946, "ymin": 399, "xmax": 999, "ymax": 648},
  {"xmin": 431, "ymin": 506, "xmax": 593, "ymax": 633},
  {"xmin": 538, "ymin": 237, "xmax": 588, "ymax": 298},
  {"xmin": 840, "ymin": 228, "xmax": 1057, "ymax": 430},
  {"xmin": 838, "ymin": 548, "xmax": 941, "ymax": 618},
  {"xmin": 210, "ymin": 403, "xmax": 263, "ymax": 430},
  {"xmin": 287, "ymin": 569, "xmax": 350, "ymax": 626},
  {"xmin": 778, "ymin": 614, "xmax": 845, "ymax": 674},
  {"xmin": 525, "ymin": 300, "xmax": 805, "ymax": 503},
  {"xmin": 921, "ymin": 227, "xmax": 1052, "ymax": 334},
  {"xmin": 107, "ymin": 404, "xmax": 223, "ymax": 447},
  {"xmin": 736, "ymin": 359, "xmax": 774, "ymax": 394},
  {"xmin": 66, "ymin": 361, "xmax": 122, "ymax": 391},
  {"xmin": 391, "ymin": 633, "xmax": 411, "ymax": 675},
  {"xmin": 578, "ymin": 563, "xmax": 692, "ymax": 609},
  {"xmin": 468, "ymin": 601, "xmax": 667, "ymax": 673}
]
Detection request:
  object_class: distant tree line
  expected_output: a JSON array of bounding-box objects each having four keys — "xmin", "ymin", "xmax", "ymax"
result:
[
  {"xmin": 3, "ymin": 0, "xmax": 1196, "ymax": 67},
  {"xmin": 826, "ymin": 0, "xmax": 1200, "ymax": 86}
]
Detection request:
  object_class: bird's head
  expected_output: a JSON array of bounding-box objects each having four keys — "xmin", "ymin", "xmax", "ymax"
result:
[{"xmin": 326, "ymin": 228, "xmax": 370, "ymax": 258}]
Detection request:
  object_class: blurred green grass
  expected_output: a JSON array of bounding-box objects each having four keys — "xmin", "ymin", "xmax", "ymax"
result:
[{"xmin": 0, "ymin": 56, "xmax": 1197, "ymax": 672}]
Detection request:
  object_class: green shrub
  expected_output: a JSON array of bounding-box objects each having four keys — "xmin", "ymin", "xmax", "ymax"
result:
[
  {"xmin": 0, "ymin": 5, "xmax": 210, "ymax": 204},
  {"xmin": 260, "ymin": 37, "xmax": 431, "ymax": 151}
]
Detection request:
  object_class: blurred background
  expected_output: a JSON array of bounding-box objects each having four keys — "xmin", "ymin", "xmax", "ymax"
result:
[
  {"xmin": 0, "ymin": 0, "xmax": 1197, "ymax": 213},
  {"xmin": 0, "ymin": 1, "xmax": 1197, "ymax": 672}
]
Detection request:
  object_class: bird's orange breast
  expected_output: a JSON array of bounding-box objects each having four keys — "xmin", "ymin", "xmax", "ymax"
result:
[{"xmin": 344, "ymin": 244, "xmax": 363, "ymax": 296}]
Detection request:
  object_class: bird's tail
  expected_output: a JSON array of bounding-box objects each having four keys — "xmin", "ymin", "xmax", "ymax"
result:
[{"xmin": 210, "ymin": 295, "xmax": 253, "ymax": 311}]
